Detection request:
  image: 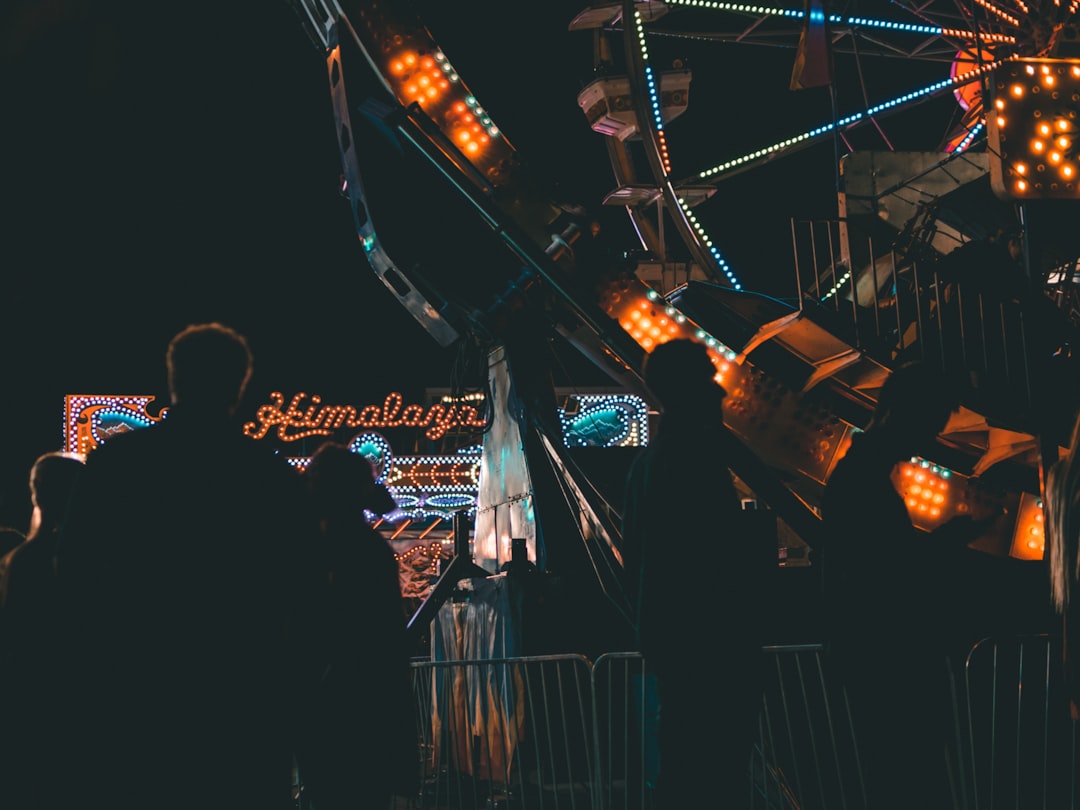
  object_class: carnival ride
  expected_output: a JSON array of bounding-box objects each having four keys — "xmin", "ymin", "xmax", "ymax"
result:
[{"xmin": 286, "ymin": 0, "xmax": 1080, "ymax": 654}]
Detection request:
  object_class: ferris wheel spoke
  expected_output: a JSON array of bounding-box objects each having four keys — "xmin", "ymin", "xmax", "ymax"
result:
[
  {"xmin": 672, "ymin": 57, "xmax": 1002, "ymax": 190},
  {"xmin": 618, "ymin": 0, "xmax": 746, "ymax": 287}
]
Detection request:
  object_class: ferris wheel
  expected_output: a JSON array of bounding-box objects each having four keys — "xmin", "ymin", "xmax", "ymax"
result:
[
  {"xmin": 282, "ymin": 0, "xmax": 1079, "ymax": 561},
  {"xmin": 564, "ymin": 0, "xmax": 1080, "ymax": 295}
]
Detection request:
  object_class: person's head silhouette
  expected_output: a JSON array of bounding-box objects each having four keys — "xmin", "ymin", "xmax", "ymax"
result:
[
  {"xmin": 166, "ymin": 322, "xmax": 253, "ymax": 415},
  {"xmin": 27, "ymin": 451, "xmax": 86, "ymax": 538},
  {"xmin": 305, "ymin": 441, "xmax": 395, "ymax": 521},
  {"xmin": 643, "ymin": 338, "xmax": 724, "ymax": 414},
  {"xmin": 999, "ymin": 227, "xmax": 1024, "ymax": 264},
  {"xmin": 867, "ymin": 361, "xmax": 961, "ymax": 455}
]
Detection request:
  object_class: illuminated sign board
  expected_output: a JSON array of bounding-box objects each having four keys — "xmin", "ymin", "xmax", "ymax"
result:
[
  {"xmin": 242, "ymin": 391, "xmax": 487, "ymax": 442},
  {"xmin": 64, "ymin": 391, "xmax": 650, "ymax": 522}
]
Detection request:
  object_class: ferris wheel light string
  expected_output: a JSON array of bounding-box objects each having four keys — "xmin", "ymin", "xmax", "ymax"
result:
[
  {"xmin": 969, "ymin": 0, "xmax": 1021, "ymax": 27},
  {"xmin": 635, "ymin": 10, "xmax": 743, "ymax": 287},
  {"xmin": 951, "ymin": 121, "xmax": 985, "ymax": 154},
  {"xmin": 819, "ymin": 267, "xmax": 853, "ymax": 302},
  {"xmin": 696, "ymin": 59, "xmax": 1007, "ymax": 180},
  {"xmin": 661, "ymin": 0, "xmax": 1015, "ymax": 42},
  {"xmin": 675, "ymin": 197, "xmax": 743, "ymax": 288},
  {"xmin": 633, "ymin": 11, "xmax": 674, "ymax": 174}
]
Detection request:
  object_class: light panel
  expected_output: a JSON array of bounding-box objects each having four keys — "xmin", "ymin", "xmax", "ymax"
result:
[
  {"xmin": 1008, "ymin": 491, "xmax": 1046, "ymax": 560},
  {"xmin": 988, "ymin": 58, "xmax": 1080, "ymax": 200}
]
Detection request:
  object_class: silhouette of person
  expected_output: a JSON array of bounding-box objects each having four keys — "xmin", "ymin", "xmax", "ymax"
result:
[
  {"xmin": 0, "ymin": 451, "xmax": 85, "ymax": 807},
  {"xmin": 296, "ymin": 440, "xmax": 416, "ymax": 809},
  {"xmin": 930, "ymin": 227, "xmax": 1031, "ymax": 401},
  {"xmin": 932, "ymin": 226, "xmax": 1078, "ymax": 425},
  {"xmin": 621, "ymin": 338, "xmax": 774, "ymax": 809},
  {"xmin": 820, "ymin": 360, "xmax": 988, "ymax": 810},
  {"xmin": 54, "ymin": 322, "xmax": 325, "ymax": 810},
  {"xmin": 1046, "ymin": 407, "xmax": 1080, "ymax": 721},
  {"xmin": 0, "ymin": 452, "xmax": 86, "ymax": 605},
  {"xmin": 936, "ymin": 226, "xmax": 1028, "ymax": 307}
]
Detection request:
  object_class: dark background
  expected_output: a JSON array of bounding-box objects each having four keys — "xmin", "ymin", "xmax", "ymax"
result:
[{"xmin": 0, "ymin": 0, "xmax": 1050, "ymax": 529}]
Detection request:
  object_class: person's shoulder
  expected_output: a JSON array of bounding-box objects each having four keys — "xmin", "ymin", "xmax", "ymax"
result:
[
  {"xmin": 219, "ymin": 437, "xmax": 307, "ymax": 496},
  {"xmin": 625, "ymin": 443, "xmax": 651, "ymax": 468},
  {"xmin": 937, "ymin": 239, "xmax": 990, "ymax": 272},
  {"xmin": 345, "ymin": 524, "xmax": 396, "ymax": 562},
  {"xmin": 203, "ymin": 418, "xmax": 292, "ymax": 464},
  {"xmin": 0, "ymin": 528, "xmax": 25, "ymax": 559},
  {"xmin": 237, "ymin": 436, "xmax": 304, "ymax": 478},
  {"xmin": 952, "ymin": 237, "xmax": 994, "ymax": 256},
  {"xmin": 0, "ymin": 537, "xmax": 37, "ymax": 606},
  {"xmin": 2, "ymin": 534, "xmax": 52, "ymax": 573},
  {"xmin": 623, "ymin": 443, "xmax": 656, "ymax": 484},
  {"xmin": 0, "ymin": 541, "xmax": 23, "ymax": 580}
]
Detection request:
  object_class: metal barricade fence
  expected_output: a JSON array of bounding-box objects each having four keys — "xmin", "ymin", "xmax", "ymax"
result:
[
  {"xmin": 753, "ymin": 644, "xmax": 865, "ymax": 810},
  {"xmin": 591, "ymin": 646, "xmax": 866, "ymax": 810},
  {"xmin": 346, "ymin": 636, "xmax": 1079, "ymax": 810},
  {"xmin": 405, "ymin": 654, "xmax": 599, "ymax": 810},
  {"xmin": 387, "ymin": 645, "xmax": 863, "ymax": 810},
  {"xmin": 952, "ymin": 633, "xmax": 1080, "ymax": 810}
]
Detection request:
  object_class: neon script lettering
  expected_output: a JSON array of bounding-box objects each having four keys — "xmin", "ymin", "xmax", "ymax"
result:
[{"xmin": 242, "ymin": 392, "xmax": 486, "ymax": 442}]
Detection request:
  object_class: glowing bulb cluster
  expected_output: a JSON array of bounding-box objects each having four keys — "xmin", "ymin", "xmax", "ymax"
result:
[
  {"xmin": 1027, "ymin": 508, "xmax": 1043, "ymax": 549},
  {"xmin": 899, "ymin": 457, "xmax": 954, "ymax": 521},
  {"xmin": 607, "ymin": 288, "xmax": 738, "ymax": 383},
  {"xmin": 383, "ymin": 47, "xmax": 504, "ymax": 168},
  {"xmin": 558, "ymin": 394, "xmax": 650, "ymax": 447},
  {"xmin": 990, "ymin": 60, "xmax": 1080, "ymax": 199},
  {"xmin": 394, "ymin": 542, "xmax": 444, "ymax": 567},
  {"xmin": 389, "ymin": 50, "xmax": 453, "ymax": 105},
  {"xmin": 1009, "ymin": 493, "xmax": 1045, "ymax": 560},
  {"xmin": 617, "ymin": 293, "xmax": 688, "ymax": 350},
  {"xmin": 448, "ymin": 96, "xmax": 499, "ymax": 156},
  {"xmin": 65, "ymin": 395, "xmax": 163, "ymax": 455}
]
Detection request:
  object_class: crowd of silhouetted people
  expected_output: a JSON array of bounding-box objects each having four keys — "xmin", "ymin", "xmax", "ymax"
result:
[
  {"xmin": 3, "ymin": 327, "xmax": 1080, "ymax": 810},
  {"xmin": 621, "ymin": 340, "xmax": 1078, "ymax": 810},
  {"xmin": 0, "ymin": 323, "xmax": 416, "ymax": 810}
]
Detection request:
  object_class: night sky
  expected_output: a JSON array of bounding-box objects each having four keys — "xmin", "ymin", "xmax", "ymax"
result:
[{"xmin": 0, "ymin": 0, "xmax": 1022, "ymax": 528}]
